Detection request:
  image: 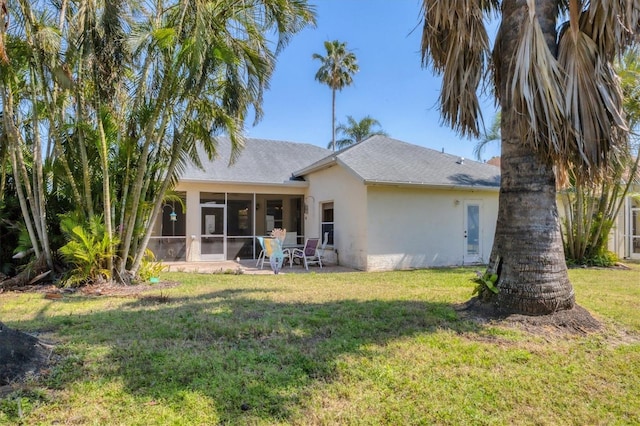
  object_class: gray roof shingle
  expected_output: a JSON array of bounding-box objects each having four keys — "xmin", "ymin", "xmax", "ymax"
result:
[
  {"xmin": 179, "ymin": 137, "xmax": 332, "ymax": 185},
  {"xmin": 179, "ymin": 135, "xmax": 500, "ymax": 189},
  {"xmin": 296, "ymin": 135, "xmax": 500, "ymax": 189}
]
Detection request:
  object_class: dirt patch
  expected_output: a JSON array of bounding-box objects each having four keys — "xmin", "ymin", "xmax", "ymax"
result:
[
  {"xmin": 455, "ymin": 298, "xmax": 602, "ymax": 336},
  {"xmin": 78, "ymin": 280, "xmax": 180, "ymax": 297},
  {"xmin": 9, "ymin": 280, "xmax": 181, "ymax": 298},
  {"xmin": 0, "ymin": 323, "xmax": 55, "ymax": 391}
]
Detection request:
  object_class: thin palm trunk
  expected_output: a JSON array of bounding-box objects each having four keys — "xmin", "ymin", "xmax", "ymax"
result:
[
  {"xmin": 75, "ymin": 71, "xmax": 95, "ymax": 219},
  {"xmin": 487, "ymin": 0, "xmax": 575, "ymax": 314},
  {"xmin": 97, "ymin": 113, "xmax": 114, "ymax": 275},
  {"xmin": 28, "ymin": 74, "xmax": 53, "ymax": 269},
  {"xmin": 16, "ymin": 0, "xmax": 54, "ymax": 268},
  {"xmin": 2, "ymin": 82, "xmax": 42, "ymax": 259},
  {"xmin": 130, "ymin": 134, "xmax": 186, "ymax": 273},
  {"xmin": 331, "ymin": 88, "xmax": 336, "ymax": 151},
  {"xmin": 118, "ymin": 82, "xmax": 172, "ymax": 277},
  {"xmin": 2, "ymin": 87, "xmax": 41, "ymax": 259}
]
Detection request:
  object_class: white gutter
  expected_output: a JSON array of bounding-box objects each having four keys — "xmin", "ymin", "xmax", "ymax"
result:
[{"xmin": 178, "ymin": 179, "xmax": 309, "ymax": 187}]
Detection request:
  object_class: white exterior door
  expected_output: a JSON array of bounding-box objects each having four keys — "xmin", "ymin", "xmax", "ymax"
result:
[
  {"xmin": 200, "ymin": 203, "xmax": 226, "ymax": 261},
  {"xmin": 464, "ymin": 201, "xmax": 482, "ymax": 264}
]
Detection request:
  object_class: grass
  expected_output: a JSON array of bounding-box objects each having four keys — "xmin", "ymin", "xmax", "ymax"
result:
[{"xmin": 1, "ymin": 264, "xmax": 639, "ymax": 425}]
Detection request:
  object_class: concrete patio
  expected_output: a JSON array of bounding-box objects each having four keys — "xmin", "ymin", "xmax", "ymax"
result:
[{"xmin": 162, "ymin": 259, "xmax": 358, "ymax": 275}]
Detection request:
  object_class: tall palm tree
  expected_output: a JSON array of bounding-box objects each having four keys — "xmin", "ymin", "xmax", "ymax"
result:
[
  {"xmin": 332, "ymin": 115, "xmax": 387, "ymax": 150},
  {"xmin": 313, "ymin": 40, "xmax": 359, "ymax": 151},
  {"xmin": 421, "ymin": 0, "xmax": 637, "ymax": 315}
]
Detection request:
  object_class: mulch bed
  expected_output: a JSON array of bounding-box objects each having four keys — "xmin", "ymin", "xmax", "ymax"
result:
[{"xmin": 455, "ymin": 298, "xmax": 603, "ymax": 335}]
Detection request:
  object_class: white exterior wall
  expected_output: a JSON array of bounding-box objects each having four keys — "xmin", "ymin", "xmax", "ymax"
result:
[
  {"xmin": 304, "ymin": 165, "xmax": 368, "ymax": 270},
  {"xmin": 304, "ymin": 166, "xmax": 499, "ymax": 271},
  {"xmin": 365, "ymin": 186, "xmax": 499, "ymax": 271}
]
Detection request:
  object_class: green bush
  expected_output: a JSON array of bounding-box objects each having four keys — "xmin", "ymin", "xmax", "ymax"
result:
[
  {"xmin": 567, "ymin": 250, "xmax": 619, "ymax": 268},
  {"xmin": 137, "ymin": 249, "xmax": 167, "ymax": 282},
  {"xmin": 59, "ymin": 214, "xmax": 119, "ymax": 286},
  {"xmin": 472, "ymin": 271, "xmax": 499, "ymax": 301}
]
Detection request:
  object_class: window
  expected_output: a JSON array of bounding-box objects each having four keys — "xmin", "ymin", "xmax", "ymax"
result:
[{"xmin": 321, "ymin": 202, "xmax": 334, "ymax": 245}]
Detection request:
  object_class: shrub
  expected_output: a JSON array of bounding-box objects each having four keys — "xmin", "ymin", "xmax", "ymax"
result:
[{"xmin": 59, "ymin": 214, "xmax": 119, "ymax": 286}]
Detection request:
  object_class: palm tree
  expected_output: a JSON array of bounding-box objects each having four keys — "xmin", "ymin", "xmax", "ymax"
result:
[
  {"xmin": 474, "ymin": 112, "xmax": 501, "ymax": 161},
  {"xmin": 313, "ymin": 40, "xmax": 359, "ymax": 151},
  {"xmin": 332, "ymin": 115, "xmax": 387, "ymax": 150},
  {"xmin": 421, "ymin": 0, "xmax": 637, "ymax": 315},
  {"xmin": 1, "ymin": 0, "xmax": 316, "ymax": 285}
]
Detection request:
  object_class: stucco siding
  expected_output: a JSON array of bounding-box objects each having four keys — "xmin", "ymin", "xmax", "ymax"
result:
[
  {"xmin": 365, "ymin": 186, "xmax": 498, "ymax": 271},
  {"xmin": 304, "ymin": 165, "xmax": 368, "ymax": 270}
]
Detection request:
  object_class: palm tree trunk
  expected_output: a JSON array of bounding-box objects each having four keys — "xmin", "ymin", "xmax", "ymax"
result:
[
  {"xmin": 331, "ymin": 88, "xmax": 336, "ymax": 151},
  {"xmin": 488, "ymin": 0, "xmax": 575, "ymax": 314},
  {"xmin": 130, "ymin": 135, "xmax": 185, "ymax": 274},
  {"xmin": 97, "ymin": 113, "xmax": 114, "ymax": 276},
  {"xmin": 1, "ymin": 87, "xmax": 42, "ymax": 259}
]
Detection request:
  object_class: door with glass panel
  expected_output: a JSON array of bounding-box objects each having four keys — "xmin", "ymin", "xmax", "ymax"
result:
[
  {"xmin": 630, "ymin": 197, "xmax": 640, "ymax": 259},
  {"xmin": 463, "ymin": 201, "xmax": 482, "ymax": 264},
  {"xmin": 200, "ymin": 204, "xmax": 225, "ymax": 261}
]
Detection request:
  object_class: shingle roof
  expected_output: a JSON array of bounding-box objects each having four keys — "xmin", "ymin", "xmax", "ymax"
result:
[
  {"xmin": 179, "ymin": 137, "xmax": 331, "ymax": 185},
  {"xmin": 295, "ymin": 135, "xmax": 500, "ymax": 189}
]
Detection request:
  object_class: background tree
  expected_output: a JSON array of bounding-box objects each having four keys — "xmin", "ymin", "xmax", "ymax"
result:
[
  {"xmin": 332, "ymin": 115, "xmax": 387, "ymax": 150},
  {"xmin": 560, "ymin": 47, "xmax": 640, "ymax": 265},
  {"xmin": 421, "ymin": 0, "xmax": 638, "ymax": 315},
  {"xmin": 0, "ymin": 0, "xmax": 316, "ymax": 286},
  {"xmin": 474, "ymin": 111, "xmax": 501, "ymax": 161},
  {"xmin": 313, "ymin": 40, "xmax": 359, "ymax": 151}
]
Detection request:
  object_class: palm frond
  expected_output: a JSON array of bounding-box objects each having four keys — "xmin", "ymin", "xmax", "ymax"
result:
[
  {"xmin": 313, "ymin": 40, "xmax": 359, "ymax": 91},
  {"xmin": 508, "ymin": 0, "xmax": 565, "ymax": 161},
  {"xmin": 556, "ymin": 0, "xmax": 629, "ymax": 180},
  {"xmin": 580, "ymin": 0, "xmax": 640, "ymax": 60},
  {"xmin": 421, "ymin": 0, "xmax": 491, "ymax": 138}
]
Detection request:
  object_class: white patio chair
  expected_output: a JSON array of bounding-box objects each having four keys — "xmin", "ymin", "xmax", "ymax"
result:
[{"xmin": 291, "ymin": 237, "xmax": 322, "ymax": 270}]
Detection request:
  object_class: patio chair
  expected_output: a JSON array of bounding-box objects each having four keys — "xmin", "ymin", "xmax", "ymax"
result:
[
  {"xmin": 291, "ymin": 237, "xmax": 322, "ymax": 270},
  {"xmin": 317, "ymin": 232, "xmax": 329, "ymax": 264},
  {"xmin": 256, "ymin": 236, "xmax": 266, "ymax": 267}
]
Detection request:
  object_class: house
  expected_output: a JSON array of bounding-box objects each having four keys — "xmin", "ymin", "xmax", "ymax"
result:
[
  {"xmin": 150, "ymin": 135, "xmax": 503, "ymax": 271},
  {"xmin": 612, "ymin": 186, "xmax": 640, "ymax": 260}
]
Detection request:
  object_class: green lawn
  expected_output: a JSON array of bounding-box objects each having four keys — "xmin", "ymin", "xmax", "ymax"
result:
[{"xmin": 1, "ymin": 265, "xmax": 639, "ymax": 425}]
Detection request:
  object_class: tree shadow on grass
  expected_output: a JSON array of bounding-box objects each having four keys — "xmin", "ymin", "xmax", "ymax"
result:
[{"xmin": 10, "ymin": 288, "xmax": 481, "ymax": 424}]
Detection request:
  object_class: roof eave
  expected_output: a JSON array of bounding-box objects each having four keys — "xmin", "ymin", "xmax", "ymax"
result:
[
  {"xmin": 363, "ymin": 179, "xmax": 500, "ymax": 192},
  {"xmin": 177, "ymin": 178, "xmax": 309, "ymax": 187}
]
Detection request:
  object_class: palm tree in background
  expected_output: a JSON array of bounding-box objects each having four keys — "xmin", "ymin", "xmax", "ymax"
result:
[
  {"xmin": 421, "ymin": 0, "xmax": 638, "ymax": 315},
  {"xmin": 332, "ymin": 115, "xmax": 387, "ymax": 150},
  {"xmin": 474, "ymin": 112, "xmax": 501, "ymax": 161},
  {"xmin": 313, "ymin": 40, "xmax": 359, "ymax": 151}
]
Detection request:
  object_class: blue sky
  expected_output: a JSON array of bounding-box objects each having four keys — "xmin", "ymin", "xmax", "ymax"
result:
[{"xmin": 246, "ymin": 0, "xmax": 501, "ymax": 161}]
